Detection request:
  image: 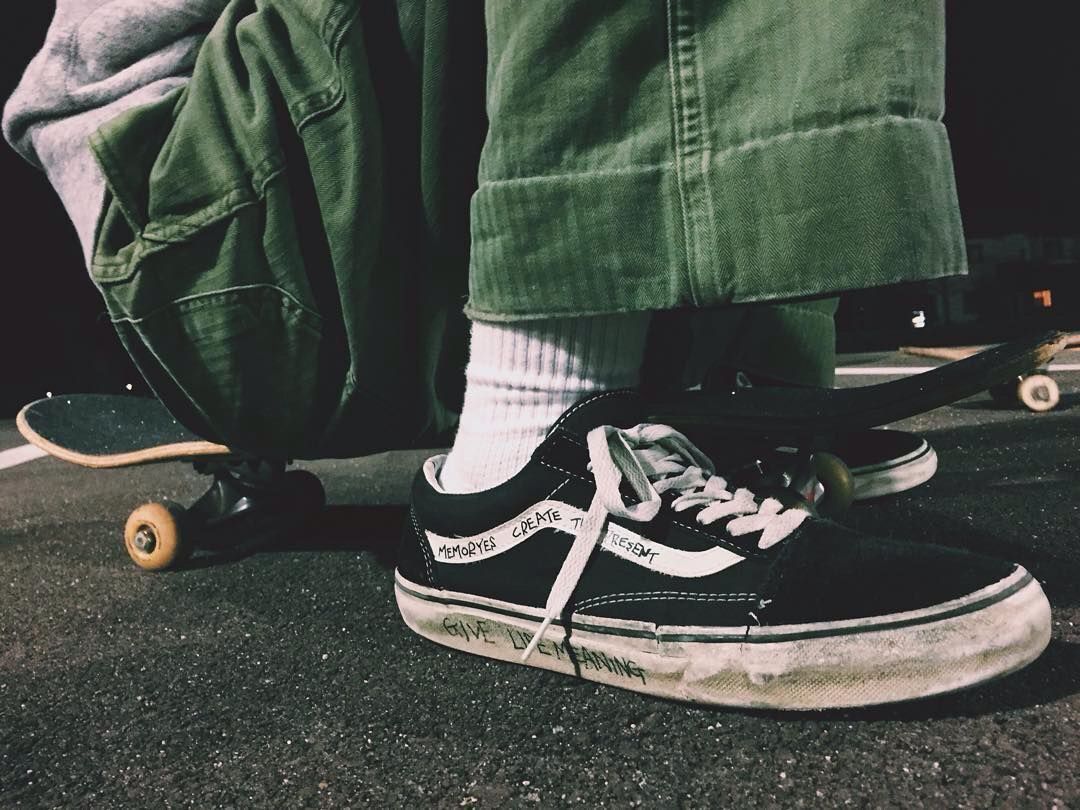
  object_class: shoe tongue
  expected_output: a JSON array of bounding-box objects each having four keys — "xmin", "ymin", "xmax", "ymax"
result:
[{"xmin": 547, "ymin": 389, "xmax": 644, "ymax": 440}]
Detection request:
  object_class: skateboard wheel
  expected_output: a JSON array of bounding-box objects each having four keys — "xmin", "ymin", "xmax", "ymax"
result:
[
  {"xmin": 812, "ymin": 452, "xmax": 855, "ymax": 517},
  {"xmin": 1018, "ymin": 374, "xmax": 1059, "ymax": 412},
  {"xmin": 124, "ymin": 502, "xmax": 188, "ymax": 571},
  {"xmin": 286, "ymin": 469, "xmax": 326, "ymax": 510}
]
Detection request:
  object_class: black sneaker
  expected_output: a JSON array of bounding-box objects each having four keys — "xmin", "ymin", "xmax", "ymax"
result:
[
  {"xmin": 395, "ymin": 391, "xmax": 1050, "ymax": 709},
  {"xmin": 701, "ymin": 369, "xmax": 938, "ymax": 500},
  {"xmin": 829, "ymin": 428, "xmax": 937, "ymax": 500},
  {"xmin": 760, "ymin": 428, "xmax": 937, "ymax": 503}
]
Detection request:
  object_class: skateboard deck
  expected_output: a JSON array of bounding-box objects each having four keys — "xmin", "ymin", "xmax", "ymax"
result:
[
  {"xmin": 21, "ymin": 330, "xmax": 1065, "ymax": 470},
  {"xmin": 899, "ymin": 336, "xmax": 1070, "ymax": 413},
  {"xmin": 17, "ymin": 393, "xmax": 231, "ymax": 469},
  {"xmin": 646, "ymin": 329, "xmax": 1067, "ymax": 436}
]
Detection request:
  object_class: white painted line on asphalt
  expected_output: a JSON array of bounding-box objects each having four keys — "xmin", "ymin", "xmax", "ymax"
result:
[
  {"xmin": 837, "ymin": 362, "xmax": 1080, "ymax": 376},
  {"xmin": 0, "ymin": 444, "xmax": 48, "ymax": 470}
]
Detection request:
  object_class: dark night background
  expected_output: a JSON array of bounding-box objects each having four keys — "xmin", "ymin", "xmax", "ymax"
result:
[{"xmin": 1, "ymin": 3, "xmax": 1078, "ymax": 417}]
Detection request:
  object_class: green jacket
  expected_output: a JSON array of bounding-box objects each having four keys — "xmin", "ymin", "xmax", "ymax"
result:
[{"xmin": 87, "ymin": 0, "xmax": 482, "ymax": 458}]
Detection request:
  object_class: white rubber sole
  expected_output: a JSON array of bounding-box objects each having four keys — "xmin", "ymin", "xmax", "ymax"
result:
[
  {"xmin": 852, "ymin": 441, "xmax": 939, "ymax": 501},
  {"xmin": 395, "ymin": 566, "xmax": 1050, "ymax": 710}
]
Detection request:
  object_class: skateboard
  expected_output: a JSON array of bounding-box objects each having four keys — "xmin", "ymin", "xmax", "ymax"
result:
[
  {"xmin": 899, "ymin": 336, "xmax": 1077, "ymax": 412},
  {"xmin": 17, "ymin": 331, "xmax": 1066, "ymax": 564},
  {"xmin": 645, "ymin": 329, "xmax": 1068, "ymax": 513},
  {"xmin": 17, "ymin": 394, "xmax": 325, "ymax": 571}
]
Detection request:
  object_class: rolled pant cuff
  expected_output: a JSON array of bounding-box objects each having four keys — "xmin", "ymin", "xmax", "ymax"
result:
[{"xmin": 465, "ymin": 116, "xmax": 966, "ymax": 321}]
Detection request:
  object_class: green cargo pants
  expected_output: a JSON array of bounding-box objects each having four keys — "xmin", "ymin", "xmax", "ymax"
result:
[{"xmin": 88, "ymin": 0, "xmax": 963, "ymax": 456}]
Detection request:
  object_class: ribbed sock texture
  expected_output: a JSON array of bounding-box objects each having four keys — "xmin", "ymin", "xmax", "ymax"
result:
[{"xmin": 438, "ymin": 313, "xmax": 652, "ymax": 493}]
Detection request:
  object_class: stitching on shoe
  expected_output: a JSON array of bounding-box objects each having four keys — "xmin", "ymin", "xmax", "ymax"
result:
[
  {"xmin": 674, "ymin": 517, "xmax": 766, "ymax": 558},
  {"xmin": 543, "ymin": 479, "xmax": 570, "ymax": 501},
  {"xmin": 548, "ymin": 389, "xmax": 632, "ymax": 433},
  {"xmin": 535, "ymin": 432, "xmax": 588, "ymax": 466},
  {"xmin": 538, "ymin": 459, "xmax": 592, "ymax": 484},
  {"xmin": 576, "ymin": 590, "xmax": 758, "ymax": 608},
  {"xmin": 411, "ymin": 507, "xmax": 437, "ymax": 587},
  {"xmin": 574, "ymin": 591, "xmax": 759, "ymax": 611}
]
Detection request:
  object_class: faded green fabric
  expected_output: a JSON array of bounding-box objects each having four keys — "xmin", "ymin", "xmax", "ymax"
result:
[
  {"xmin": 89, "ymin": 0, "xmax": 484, "ymax": 457},
  {"xmin": 468, "ymin": 0, "xmax": 965, "ymax": 320},
  {"xmin": 641, "ymin": 298, "xmax": 838, "ymax": 393},
  {"xmin": 695, "ymin": 299, "xmax": 840, "ymax": 388}
]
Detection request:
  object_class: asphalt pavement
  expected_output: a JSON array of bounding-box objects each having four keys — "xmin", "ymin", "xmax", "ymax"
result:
[{"xmin": 2, "ymin": 352, "xmax": 1080, "ymax": 808}]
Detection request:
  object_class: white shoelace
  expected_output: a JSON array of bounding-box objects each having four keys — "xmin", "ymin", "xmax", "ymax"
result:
[{"xmin": 522, "ymin": 423, "xmax": 810, "ymax": 660}]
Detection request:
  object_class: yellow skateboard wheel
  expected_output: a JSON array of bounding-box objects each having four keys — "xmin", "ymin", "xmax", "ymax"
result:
[
  {"xmin": 812, "ymin": 452, "xmax": 855, "ymax": 517},
  {"xmin": 124, "ymin": 502, "xmax": 188, "ymax": 571}
]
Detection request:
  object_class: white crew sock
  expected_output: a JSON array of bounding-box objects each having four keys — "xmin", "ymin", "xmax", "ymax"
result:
[{"xmin": 438, "ymin": 313, "xmax": 652, "ymax": 494}]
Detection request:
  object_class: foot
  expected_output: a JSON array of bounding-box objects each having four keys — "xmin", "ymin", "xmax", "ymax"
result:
[{"xmin": 395, "ymin": 391, "xmax": 1050, "ymax": 709}]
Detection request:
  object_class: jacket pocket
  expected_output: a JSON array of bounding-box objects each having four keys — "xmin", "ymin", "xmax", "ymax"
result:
[
  {"xmin": 90, "ymin": 170, "xmax": 327, "ymax": 455},
  {"xmin": 86, "ymin": 1, "xmax": 356, "ymax": 457}
]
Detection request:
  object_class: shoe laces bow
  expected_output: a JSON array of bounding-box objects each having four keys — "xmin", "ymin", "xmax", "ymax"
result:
[{"xmin": 522, "ymin": 423, "xmax": 809, "ymax": 660}]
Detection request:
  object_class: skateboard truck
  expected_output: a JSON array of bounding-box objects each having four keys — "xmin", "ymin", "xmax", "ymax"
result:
[
  {"xmin": 16, "ymin": 394, "xmax": 330, "ymax": 572},
  {"xmin": 727, "ymin": 448, "xmax": 854, "ymax": 517},
  {"xmin": 123, "ymin": 458, "xmax": 325, "ymax": 571}
]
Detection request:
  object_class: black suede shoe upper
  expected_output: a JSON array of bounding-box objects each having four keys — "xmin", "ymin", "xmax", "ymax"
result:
[{"xmin": 399, "ymin": 391, "xmax": 1015, "ymax": 629}]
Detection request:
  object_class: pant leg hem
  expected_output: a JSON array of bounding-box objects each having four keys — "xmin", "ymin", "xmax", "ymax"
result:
[{"xmin": 465, "ymin": 116, "xmax": 965, "ymax": 322}]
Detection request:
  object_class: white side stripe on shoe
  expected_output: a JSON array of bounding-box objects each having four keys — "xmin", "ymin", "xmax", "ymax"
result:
[{"xmin": 425, "ymin": 499, "xmax": 746, "ymax": 578}]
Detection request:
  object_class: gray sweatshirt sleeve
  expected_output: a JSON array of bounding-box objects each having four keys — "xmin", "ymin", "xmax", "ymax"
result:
[{"xmin": 2, "ymin": 0, "xmax": 230, "ymax": 265}]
